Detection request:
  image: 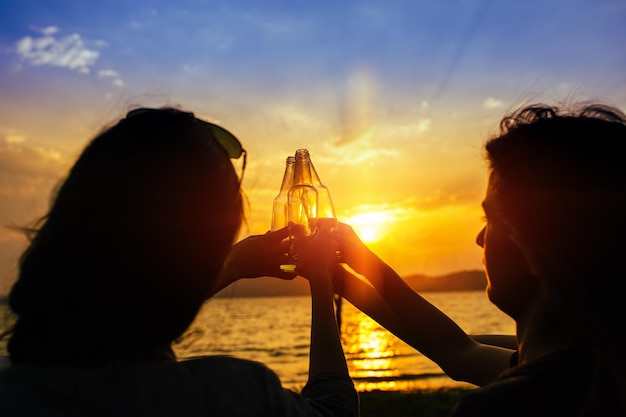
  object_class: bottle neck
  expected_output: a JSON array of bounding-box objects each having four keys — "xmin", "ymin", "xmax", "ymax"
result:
[
  {"xmin": 295, "ymin": 149, "xmax": 323, "ymax": 187},
  {"xmin": 292, "ymin": 154, "xmax": 313, "ymax": 186},
  {"xmin": 292, "ymin": 149, "xmax": 335, "ymax": 219},
  {"xmin": 278, "ymin": 157, "xmax": 295, "ymax": 193}
]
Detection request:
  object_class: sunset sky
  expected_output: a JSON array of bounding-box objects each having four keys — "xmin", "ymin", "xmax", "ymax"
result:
[{"xmin": 1, "ymin": 0, "xmax": 625, "ymax": 294}]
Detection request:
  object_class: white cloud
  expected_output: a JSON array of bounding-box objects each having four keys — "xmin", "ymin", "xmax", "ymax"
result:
[
  {"xmin": 16, "ymin": 32, "xmax": 99, "ymax": 73},
  {"xmin": 380, "ymin": 118, "xmax": 431, "ymax": 139},
  {"xmin": 98, "ymin": 69, "xmax": 124, "ymax": 86},
  {"xmin": 0, "ymin": 134, "xmax": 67, "ymax": 223},
  {"xmin": 93, "ymin": 39, "xmax": 109, "ymax": 48},
  {"xmin": 15, "ymin": 28, "xmax": 124, "ymax": 86},
  {"xmin": 0, "ymin": 137, "xmax": 69, "ymax": 293},
  {"xmin": 276, "ymin": 105, "xmax": 315, "ymax": 128},
  {"xmin": 4, "ymin": 129, "xmax": 26, "ymax": 144},
  {"xmin": 416, "ymin": 119, "xmax": 431, "ymax": 133},
  {"xmin": 317, "ymin": 139, "xmax": 399, "ymax": 167},
  {"xmin": 483, "ymin": 97, "xmax": 503, "ymax": 109},
  {"xmin": 0, "ymin": 135, "xmax": 64, "ymax": 171},
  {"xmin": 98, "ymin": 69, "xmax": 119, "ymax": 78},
  {"xmin": 30, "ymin": 25, "xmax": 59, "ymax": 36}
]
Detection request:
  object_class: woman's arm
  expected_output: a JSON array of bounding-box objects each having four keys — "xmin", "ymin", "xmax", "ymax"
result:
[
  {"xmin": 291, "ymin": 222, "xmax": 359, "ymax": 417},
  {"xmin": 292, "ymin": 223, "xmax": 349, "ymax": 379},
  {"xmin": 211, "ymin": 227, "xmax": 293, "ymax": 297},
  {"xmin": 333, "ymin": 222, "xmax": 515, "ymax": 386},
  {"xmin": 471, "ymin": 334, "xmax": 518, "ymax": 350}
]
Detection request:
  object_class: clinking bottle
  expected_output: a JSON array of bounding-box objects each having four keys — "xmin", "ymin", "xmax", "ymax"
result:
[
  {"xmin": 288, "ymin": 149, "xmax": 318, "ymax": 235},
  {"xmin": 280, "ymin": 149, "xmax": 318, "ymax": 272},
  {"xmin": 301, "ymin": 149, "xmax": 337, "ymax": 230},
  {"xmin": 271, "ymin": 156, "xmax": 295, "ymax": 232}
]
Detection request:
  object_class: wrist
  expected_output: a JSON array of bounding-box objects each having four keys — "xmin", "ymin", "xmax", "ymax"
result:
[
  {"xmin": 217, "ymin": 258, "xmax": 239, "ymax": 289},
  {"xmin": 308, "ymin": 276, "xmax": 335, "ymax": 298},
  {"xmin": 332, "ymin": 265, "xmax": 346, "ymax": 295}
]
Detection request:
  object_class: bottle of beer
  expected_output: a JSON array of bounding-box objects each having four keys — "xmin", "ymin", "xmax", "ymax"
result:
[
  {"xmin": 271, "ymin": 156, "xmax": 295, "ymax": 231},
  {"xmin": 281, "ymin": 149, "xmax": 318, "ymax": 273},
  {"xmin": 301, "ymin": 149, "xmax": 337, "ymax": 230},
  {"xmin": 288, "ymin": 149, "xmax": 318, "ymax": 235}
]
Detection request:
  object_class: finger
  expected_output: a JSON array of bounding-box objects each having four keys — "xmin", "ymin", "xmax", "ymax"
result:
[
  {"xmin": 280, "ymin": 239, "xmax": 290, "ymax": 253},
  {"xmin": 335, "ymin": 222, "xmax": 352, "ymax": 234},
  {"xmin": 315, "ymin": 219, "xmax": 331, "ymax": 236},
  {"xmin": 331, "ymin": 229, "xmax": 350, "ymax": 249},
  {"xmin": 331, "ymin": 228, "xmax": 345, "ymax": 240},
  {"xmin": 332, "ymin": 223, "xmax": 354, "ymax": 239},
  {"xmin": 268, "ymin": 226, "xmax": 290, "ymax": 241},
  {"xmin": 290, "ymin": 223, "xmax": 307, "ymax": 240},
  {"xmin": 277, "ymin": 269, "xmax": 297, "ymax": 279}
]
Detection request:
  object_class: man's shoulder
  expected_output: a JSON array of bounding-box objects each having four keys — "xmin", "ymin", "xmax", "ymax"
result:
[{"xmin": 451, "ymin": 351, "xmax": 594, "ymax": 416}]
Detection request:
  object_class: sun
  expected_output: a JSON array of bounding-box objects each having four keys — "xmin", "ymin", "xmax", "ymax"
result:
[
  {"xmin": 359, "ymin": 225, "xmax": 378, "ymax": 243},
  {"xmin": 343, "ymin": 210, "xmax": 393, "ymax": 243}
]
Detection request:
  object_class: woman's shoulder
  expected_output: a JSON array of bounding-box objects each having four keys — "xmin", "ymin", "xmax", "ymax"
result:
[
  {"xmin": 0, "ymin": 356, "xmax": 9, "ymax": 370},
  {"xmin": 0, "ymin": 355, "xmax": 281, "ymax": 389},
  {"xmin": 0, "ymin": 356, "xmax": 287, "ymax": 416},
  {"xmin": 179, "ymin": 354, "xmax": 273, "ymax": 369},
  {"xmin": 175, "ymin": 355, "xmax": 282, "ymax": 384}
]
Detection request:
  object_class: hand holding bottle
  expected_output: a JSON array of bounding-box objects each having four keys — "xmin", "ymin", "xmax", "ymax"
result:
[
  {"xmin": 211, "ymin": 227, "xmax": 294, "ymax": 296},
  {"xmin": 332, "ymin": 221, "xmax": 379, "ymax": 276},
  {"xmin": 290, "ymin": 221, "xmax": 338, "ymax": 289},
  {"xmin": 271, "ymin": 149, "xmax": 338, "ymax": 271}
]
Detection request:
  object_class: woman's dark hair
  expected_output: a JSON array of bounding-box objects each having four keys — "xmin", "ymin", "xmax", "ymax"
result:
[
  {"xmin": 484, "ymin": 102, "xmax": 626, "ymax": 275},
  {"xmin": 485, "ymin": 102, "xmax": 626, "ymax": 413},
  {"xmin": 2, "ymin": 107, "xmax": 244, "ymax": 367},
  {"xmin": 487, "ymin": 103, "xmax": 626, "ymax": 195}
]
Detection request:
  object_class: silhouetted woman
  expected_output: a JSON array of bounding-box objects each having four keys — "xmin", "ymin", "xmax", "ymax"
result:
[{"xmin": 0, "ymin": 107, "xmax": 357, "ymax": 416}]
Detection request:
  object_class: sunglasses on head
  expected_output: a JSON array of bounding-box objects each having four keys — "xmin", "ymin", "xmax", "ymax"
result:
[{"xmin": 125, "ymin": 107, "xmax": 247, "ymax": 182}]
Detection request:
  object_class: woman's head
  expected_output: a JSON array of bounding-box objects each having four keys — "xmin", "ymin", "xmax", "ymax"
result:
[
  {"xmin": 482, "ymin": 101, "xmax": 626, "ymax": 383},
  {"xmin": 5, "ymin": 107, "xmax": 245, "ymax": 366},
  {"xmin": 484, "ymin": 102, "xmax": 626, "ymax": 279}
]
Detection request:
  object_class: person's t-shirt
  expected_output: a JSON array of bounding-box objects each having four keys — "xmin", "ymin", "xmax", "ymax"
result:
[
  {"xmin": 0, "ymin": 355, "xmax": 358, "ymax": 417},
  {"xmin": 450, "ymin": 349, "xmax": 619, "ymax": 416}
]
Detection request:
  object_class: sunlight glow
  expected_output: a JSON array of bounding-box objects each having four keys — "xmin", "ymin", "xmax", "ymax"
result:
[{"xmin": 343, "ymin": 210, "xmax": 393, "ymax": 243}]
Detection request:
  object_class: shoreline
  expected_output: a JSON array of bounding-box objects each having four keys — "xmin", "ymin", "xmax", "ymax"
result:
[{"xmin": 358, "ymin": 388, "xmax": 473, "ymax": 417}]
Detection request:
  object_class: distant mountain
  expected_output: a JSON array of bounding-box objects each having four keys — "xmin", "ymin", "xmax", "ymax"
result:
[
  {"xmin": 403, "ymin": 270, "xmax": 487, "ymax": 292},
  {"xmin": 213, "ymin": 269, "xmax": 487, "ymax": 298},
  {"xmin": 0, "ymin": 271, "xmax": 487, "ymax": 300},
  {"xmin": 214, "ymin": 276, "xmax": 312, "ymax": 298}
]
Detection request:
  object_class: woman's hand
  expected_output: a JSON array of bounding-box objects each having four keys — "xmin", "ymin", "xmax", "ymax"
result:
[
  {"xmin": 291, "ymin": 222, "xmax": 338, "ymax": 293},
  {"xmin": 212, "ymin": 227, "xmax": 294, "ymax": 296},
  {"xmin": 332, "ymin": 221, "xmax": 377, "ymax": 275}
]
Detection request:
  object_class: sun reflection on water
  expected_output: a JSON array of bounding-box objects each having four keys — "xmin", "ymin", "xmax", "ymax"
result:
[
  {"xmin": 343, "ymin": 310, "xmax": 399, "ymax": 380},
  {"xmin": 339, "ymin": 299, "xmax": 486, "ymax": 392},
  {"xmin": 0, "ymin": 293, "xmax": 512, "ymax": 392}
]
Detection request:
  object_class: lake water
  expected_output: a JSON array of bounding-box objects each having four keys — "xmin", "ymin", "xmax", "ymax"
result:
[{"xmin": 0, "ymin": 290, "xmax": 515, "ymax": 392}]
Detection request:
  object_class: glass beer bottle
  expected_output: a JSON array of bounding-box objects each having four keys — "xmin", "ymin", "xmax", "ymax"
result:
[
  {"xmin": 300, "ymin": 149, "xmax": 337, "ymax": 230},
  {"xmin": 288, "ymin": 149, "xmax": 318, "ymax": 235},
  {"xmin": 281, "ymin": 149, "xmax": 318, "ymax": 272},
  {"xmin": 271, "ymin": 155, "xmax": 295, "ymax": 231}
]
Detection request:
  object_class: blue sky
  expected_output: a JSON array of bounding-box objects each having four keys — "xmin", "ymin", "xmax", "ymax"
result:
[
  {"xmin": 4, "ymin": 1, "xmax": 625, "ymax": 104},
  {"xmin": 1, "ymin": 0, "xmax": 625, "ymax": 293}
]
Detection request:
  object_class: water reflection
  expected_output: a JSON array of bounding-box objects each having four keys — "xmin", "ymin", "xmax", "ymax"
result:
[
  {"xmin": 339, "ymin": 297, "xmax": 485, "ymax": 392},
  {"xmin": 0, "ymin": 292, "xmax": 512, "ymax": 392},
  {"xmin": 343, "ymin": 313, "xmax": 399, "ymax": 380}
]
